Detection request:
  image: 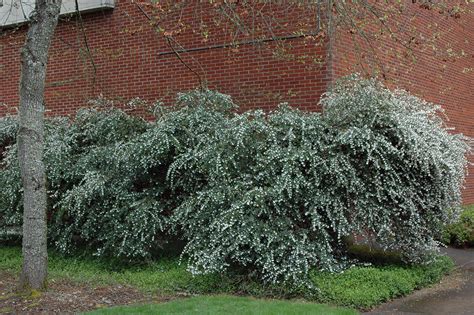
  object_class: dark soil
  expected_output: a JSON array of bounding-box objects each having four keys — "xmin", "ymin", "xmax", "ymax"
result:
[{"xmin": 0, "ymin": 272, "xmax": 166, "ymax": 314}]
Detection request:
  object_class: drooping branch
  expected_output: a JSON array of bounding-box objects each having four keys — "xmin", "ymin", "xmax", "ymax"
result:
[{"xmin": 75, "ymin": 0, "xmax": 97, "ymax": 89}]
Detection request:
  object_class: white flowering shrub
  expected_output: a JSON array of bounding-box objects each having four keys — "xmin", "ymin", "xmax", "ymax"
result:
[
  {"xmin": 0, "ymin": 91, "xmax": 234, "ymax": 259},
  {"xmin": 0, "ymin": 116, "xmax": 17, "ymax": 148},
  {"xmin": 0, "ymin": 116, "xmax": 21, "ymax": 230},
  {"xmin": 47, "ymin": 109, "xmax": 163, "ymax": 258},
  {"xmin": 0, "ymin": 78, "xmax": 471, "ymax": 284},
  {"xmin": 50, "ymin": 94, "xmax": 234, "ymax": 258},
  {"xmin": 171, "ymin": 79, "xmax": 471, "ymax": 282},
  {"xmin": 170, "ymin": 106, "xmax": 344, "ymax": 284},
  {"xmin": 320, "ymin": 75, "xmax": 472, "ymax": 263}
]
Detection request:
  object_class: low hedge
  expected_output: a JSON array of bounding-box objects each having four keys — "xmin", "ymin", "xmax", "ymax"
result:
[{"xmin": 0, "ymin": 75, "xmax": 471, "ymax": 285}]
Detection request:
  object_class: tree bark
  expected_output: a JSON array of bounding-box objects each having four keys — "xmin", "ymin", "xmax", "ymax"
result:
[{"xmin": 18, "ymin": 0, "xmax": 61, "ymax": 291}]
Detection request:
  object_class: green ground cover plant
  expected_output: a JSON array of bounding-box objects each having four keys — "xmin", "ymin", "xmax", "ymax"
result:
[
  {"xmin": 442, "ymin": 205, "xmax": 474, "ymax": 247},
  {"xmin": 0, "ymin": 246, "xmax": 454, "ymax": 309},
  {"xmin": 310, "ymin": 254, "xmax": 453, "ymax": 308},
  {"xmin": 0, "ymin": 75, "xmax": 471, "ymax": 286}
]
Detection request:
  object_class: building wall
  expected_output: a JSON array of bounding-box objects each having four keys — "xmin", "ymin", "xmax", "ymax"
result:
[
  {"xmin": 332, "ymin": 2, "xmax": 474, "ymax": 204},
  {"xmin": 0, "ymin": 0, "xmax": 329, "ymax": 117}
]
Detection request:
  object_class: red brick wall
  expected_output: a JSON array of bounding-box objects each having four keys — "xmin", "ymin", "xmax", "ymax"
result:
[
  {"xmin": 332, "ymin": 2, "xmax": 474, "ymax": 204},
  {"xmin": 0, "ymin": 1, "xmax": 329, "ymax": 117}
]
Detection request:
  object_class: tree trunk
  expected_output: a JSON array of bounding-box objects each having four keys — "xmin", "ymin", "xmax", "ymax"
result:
[{"xmin": 18, "ymin": 0, "xmax": 61, "ymax": 291}]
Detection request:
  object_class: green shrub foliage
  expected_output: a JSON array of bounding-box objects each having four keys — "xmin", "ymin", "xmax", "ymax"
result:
[
  {"xmin": 442, "ymin": 206, "xmax": 474, "ymax": 247},
  {"xmin": 320, "ymin": 78, "xmax": 471, "ymax": 263},
  {"xmin": 0, "ymin": 76, "xmax": 471, "ymax": 284}
]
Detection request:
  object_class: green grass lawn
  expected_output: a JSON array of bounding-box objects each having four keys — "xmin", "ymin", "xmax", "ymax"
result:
[
  {"xmin": 85, "ymin": 296, "xmax": 357, "ymax": 315},
  {"xmin": 0, "ymin": 245, "xmax": 453, "ymax": 310}
]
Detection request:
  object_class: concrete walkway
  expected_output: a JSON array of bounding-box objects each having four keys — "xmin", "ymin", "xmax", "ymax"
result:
[{"xmin": 366, "ymin": 247, "xmax": 474, "ymax": 315}]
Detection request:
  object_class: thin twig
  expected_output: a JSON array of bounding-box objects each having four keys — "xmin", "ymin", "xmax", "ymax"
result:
[
  {"xmin": 166, "ymin": 36, "xmax": 205, "ymax": 89},
  {"xmin": 75, "ymin": 0, "xmax": 97, "ymax": 89},
  {"xmin": 135, "ymin": 2, "xmax": 205, "ymax": 90}
]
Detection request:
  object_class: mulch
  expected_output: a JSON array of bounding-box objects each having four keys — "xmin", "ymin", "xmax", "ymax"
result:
[{"xmin": 0, "ymin": 272, "xmax": 167, "ymax": 314}]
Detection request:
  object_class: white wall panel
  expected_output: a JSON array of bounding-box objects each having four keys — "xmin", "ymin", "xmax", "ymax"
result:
[{"xmin": 0, "ymin": 0, "xmax": 114, "ymax": 27}]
